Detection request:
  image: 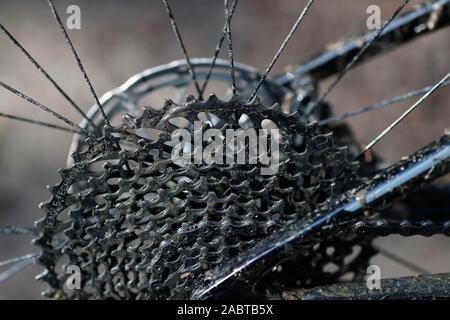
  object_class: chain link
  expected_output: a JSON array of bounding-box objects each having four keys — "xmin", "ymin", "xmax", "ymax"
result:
[{"xmin": 352, "ymin": 218, "xmax": 450, "ymax": 237}]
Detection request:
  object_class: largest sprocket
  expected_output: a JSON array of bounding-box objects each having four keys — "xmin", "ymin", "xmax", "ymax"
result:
[{"xmin": 34, "ymin": 95, "xmax": 365, "ymax": 299}]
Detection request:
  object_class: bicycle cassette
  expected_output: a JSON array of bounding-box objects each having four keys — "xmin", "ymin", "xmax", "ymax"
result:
[{"xmin": 34, "ymin": 95, "xmax": 364, "ymax": 299}]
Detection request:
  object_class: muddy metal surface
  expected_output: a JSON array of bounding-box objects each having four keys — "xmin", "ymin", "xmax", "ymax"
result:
[{"xmin": 275, "ymin": 273, "xmax": 450, "ymax": 300}]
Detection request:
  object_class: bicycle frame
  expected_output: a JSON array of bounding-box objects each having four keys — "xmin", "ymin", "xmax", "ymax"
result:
[{"xmin": 276, "ymin": 0, "xmax": 450, "ymax": 87}]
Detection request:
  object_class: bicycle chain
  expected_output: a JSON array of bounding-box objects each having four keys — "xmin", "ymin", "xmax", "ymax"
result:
[{"xmin": 352, "ymin": 218, "xmax": 450, "ymax": 237}]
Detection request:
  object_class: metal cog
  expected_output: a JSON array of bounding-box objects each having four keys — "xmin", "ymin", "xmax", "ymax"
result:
[{"xmin": 34, "ymin": 94, "xmax": 367, "ymax": 300}]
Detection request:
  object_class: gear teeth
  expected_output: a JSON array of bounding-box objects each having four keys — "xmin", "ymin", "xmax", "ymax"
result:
[
  {"xmin": 185, "ymin": 94, "xmax": 196, "ymax": 104},
  {"xmin": 267, "ymin": 102, "xmax": 281, "ymax": 112},
  {"xmin": 229, "ymin": 94, "xmax": 241, "ymax": 104},
  {"xmin": 162, "ymin": 99, "xmax": 176, "ymax": 112},
  {"xmin": 205, "ymin": 93, "xmax": 220, "ymax": 105},
  {"xmin": 122, "ymin": 113, "xmax": 138, "ymax": 128},
  {"xmin": 34, "ymin": 95, "xmax": 363, "ymax": 300}
]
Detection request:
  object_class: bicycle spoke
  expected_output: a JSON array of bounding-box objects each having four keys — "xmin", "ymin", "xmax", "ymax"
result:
[
  {"xmin": 0, "ymin": 81, "xmax": 90, "ymax": 136},
  {"xmin": 248, "ymin": 0, "xmax": 316, "ymax": 102},
  {"xmin": 374, "ymin": 245, "xmax": 429, "ymax": 274},
  {"xmin": 308, "ymin": 0, "xmax": 410, "ymax": 115},
  {"xmin": 199, "ymin": 0, "xmax": 239, "ymax": 98},
  {"xmin": 0, "ymin": 253, "xmax": 39, "ymax": 268},
  {"xmin": 0, "ymin": 255, "xmax": 37, "ymax": 283},
  {"xmin": 357, "ymin": 71, "xmax": 450, "ymax": 159},
  {"xmin": 0, "ymin": 225, "xmax": 36, "ymax": 236},
  {"xmin": 162, "ymin": 0, "xmax": 203, "ymax": 99},
  {"xmin": 47, "ymin": 0, "xmax": 110, "ymax": 127},
  {"xmin": 319, "ymin": 80, "xmax": 450, "ymax": 126},
  {"xmin": 0, "ymin": 111, "xmax": 78, "ymax": 133},
  {"xmin": 47, "ymin": 0, "xmax": 133, "ymax": 170},
  {"xmin": 0, "ymin": 24, "xmax": 97, "ymax": 131},
  {"xmin": 224, "ymin": 0, "xmax": 237, "ymax": 97}
]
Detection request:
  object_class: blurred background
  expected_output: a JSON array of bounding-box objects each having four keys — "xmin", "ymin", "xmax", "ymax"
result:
[{"xmin": 0, "ymin": 0, "xmax": 449, "ymax": 299}]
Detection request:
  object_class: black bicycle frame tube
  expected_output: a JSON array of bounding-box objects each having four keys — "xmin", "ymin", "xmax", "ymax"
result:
[{"xmin": 276, "ymin": 0, "xmax": 450, "ymax": 88}]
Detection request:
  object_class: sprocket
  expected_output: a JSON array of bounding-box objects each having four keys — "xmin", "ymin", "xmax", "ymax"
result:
[{"xmin": 34, "ymin": 95, "xmax": 369, "ymax": 300}]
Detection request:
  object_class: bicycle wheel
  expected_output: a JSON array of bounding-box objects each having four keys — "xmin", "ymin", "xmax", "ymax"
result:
[{"xmin": 0, "ymin": 0, "xmax": 449, "ymax": 300}]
